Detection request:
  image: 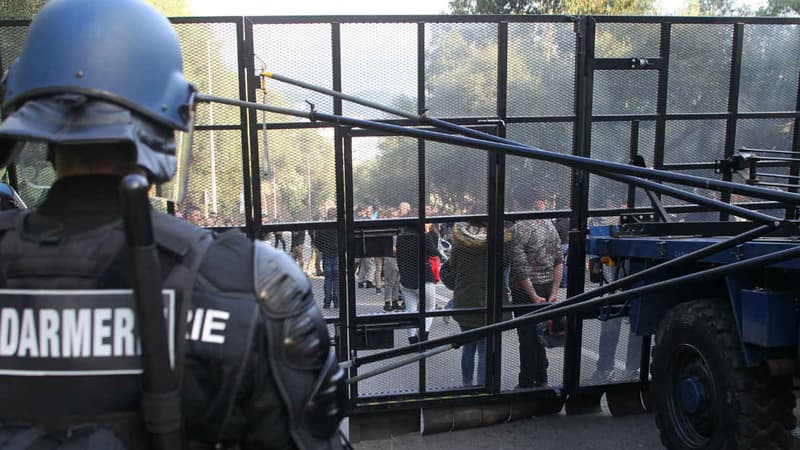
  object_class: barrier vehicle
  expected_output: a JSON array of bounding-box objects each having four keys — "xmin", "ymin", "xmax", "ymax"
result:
[{"xmin": 585, "ymin": 150, "xmax": 800, "ymax": 448}]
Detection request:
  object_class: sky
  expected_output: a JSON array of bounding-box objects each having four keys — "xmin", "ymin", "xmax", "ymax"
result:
[{"xmin": 190, "ymin": 0, "xmax": 453, "ymax": 16}]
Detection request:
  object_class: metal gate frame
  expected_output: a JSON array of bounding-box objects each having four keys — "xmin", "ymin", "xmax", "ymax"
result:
[{"xmin": 2, "ymin": 14, "xmax": 800, "ymax": 413}]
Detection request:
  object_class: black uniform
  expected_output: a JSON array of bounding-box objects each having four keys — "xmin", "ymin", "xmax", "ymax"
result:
[{"xmin": 0, "ymin": 175, "xmax": 344, "ymax": 449}]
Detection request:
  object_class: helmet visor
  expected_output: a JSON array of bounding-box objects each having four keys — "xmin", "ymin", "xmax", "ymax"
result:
[{"xmin": 0, "ymin": 95, "xmax": 191, "ymax": 201}]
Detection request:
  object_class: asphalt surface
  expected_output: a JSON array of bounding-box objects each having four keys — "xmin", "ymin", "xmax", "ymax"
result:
[{"xmin": 351, "ymin": 406, "xmax": 661, "ymax": 450}]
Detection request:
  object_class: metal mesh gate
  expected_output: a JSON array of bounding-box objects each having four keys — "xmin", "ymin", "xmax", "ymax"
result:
[{"xmin": 2, "ymin": 14, "xmax": 799, "ymax": 414}]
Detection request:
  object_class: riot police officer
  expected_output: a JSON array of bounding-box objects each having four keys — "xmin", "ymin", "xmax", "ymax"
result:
[{"xmin": 0, "ymin": 0, "xmax": 345, "ymax": 448}]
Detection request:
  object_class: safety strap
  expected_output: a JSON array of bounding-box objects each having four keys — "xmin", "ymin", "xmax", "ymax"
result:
[
  {"xmin": 151, "ymin": 213, "xmax": 215, "ymax": 382},
  {"xmin": 136, "ymin": 214, "xmax": 215, "ymax": 438}
]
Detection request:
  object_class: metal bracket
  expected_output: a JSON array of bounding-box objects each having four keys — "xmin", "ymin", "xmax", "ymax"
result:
[{"xmin": 714, "ymin": 153, "xmax": 748, "ymax": 176}]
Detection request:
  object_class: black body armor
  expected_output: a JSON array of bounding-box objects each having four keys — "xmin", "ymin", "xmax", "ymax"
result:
[{"xmin": 0, "ymin": 180, "xmax": 345, "ymax": 449}]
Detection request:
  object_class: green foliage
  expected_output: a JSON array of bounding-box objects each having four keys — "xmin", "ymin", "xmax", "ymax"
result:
[
  {"xmin": 448, "ymin": 0, "xmax": 657, "ymax": 14},
  {"xmin": 0, "ymin": 0, "xmax": 189, "ymax": 20},
  {"xmin": 146, "ymin": 0, "xmax": 191, "ymax": 16},
  {"xmin": 449, "ymin": 0, "xmax": 550, "ymax": 14},
  {"xmin": 0, "ymin": 0, "xmax": 47, "ymax": 19},
  {"xmin": 760, "ymin": 0, "xmax": 800, "ymax": 15}
]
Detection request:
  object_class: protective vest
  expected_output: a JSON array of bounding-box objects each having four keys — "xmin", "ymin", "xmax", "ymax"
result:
[
  {"xmin": 0, "ymin": 209, "xmax": 214, "ymax": 448},
  {"xmin": 0, "ymin": 208, "xmax": 346, "ymax": 449}
]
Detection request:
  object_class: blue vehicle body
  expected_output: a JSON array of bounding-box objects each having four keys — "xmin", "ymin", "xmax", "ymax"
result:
[{"xmin": 587, "ymin": 224, "xmax": 800, "ymax": 369}]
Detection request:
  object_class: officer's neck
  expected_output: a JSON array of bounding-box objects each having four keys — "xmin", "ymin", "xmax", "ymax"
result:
[{"xmin": 55, "ymin": 160, "xmax": 145, "ymax": 179}]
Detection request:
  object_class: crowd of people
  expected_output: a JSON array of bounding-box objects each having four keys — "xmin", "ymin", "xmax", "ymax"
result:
[
  {"xmin": 178, "ymin": 189, "xmax": 634, "ymax": 392},
  {"xmin": 178, "ymin": 188, "xmax": 636, "ymax": 391},
  {"xmin": 244, "ymin": 193, "xmax": 575, "ymax": 390}
]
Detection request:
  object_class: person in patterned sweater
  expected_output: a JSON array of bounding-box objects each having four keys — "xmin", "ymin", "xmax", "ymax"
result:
[{"xmin": 507, "ymin": 189, "xmax": 563, "ymax": 388}]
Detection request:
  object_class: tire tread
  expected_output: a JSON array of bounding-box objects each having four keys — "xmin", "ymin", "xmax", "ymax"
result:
[{"xmin": 651, "ymin": 299, "xmax": 796, "ymax": 449}]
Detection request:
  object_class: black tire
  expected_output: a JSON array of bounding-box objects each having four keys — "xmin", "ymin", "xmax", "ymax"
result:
[{"xmin": 651, "ymin": 299, "xmax": 795, "ymax": 449}]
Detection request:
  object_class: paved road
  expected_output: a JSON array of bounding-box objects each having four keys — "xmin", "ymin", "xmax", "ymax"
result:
[{"xmin": 351, "ymin": 407, "xmax": 661, "ymax": 450}]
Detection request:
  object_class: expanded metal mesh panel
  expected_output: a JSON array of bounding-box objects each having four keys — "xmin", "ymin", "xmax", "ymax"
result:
[
  {"xmin": 341, "ymin": 23, "xmax": 417, "ymax": 120},
  {"xmin": 425, "ymin": 23, "xmax": 497, "ymax": 118},
  {"xmin": 593, "ymin": 70, "xmax": 659, "ymax": 116},
  {"xmin": 426, "ymin": 141, "xmax": 487, "ymax": 215},
  {"xmin": 253, "ymin": 24, "xmax": 333, "ymax": 116},
  {"xmin": 305, "ymin": 227, "xmax": 342, "ymax": 317},
  {"xmin": 505, "ymin": 122, "xmax": 573, "ymax": 212},
  {"xmin": 729, "ymin": 186, "xmax": 785, "ymax": 214},
  {"xmin": 176, "ymin": 129, "xmax": 245, "ymax": 227},
  {"xmin": 261, "ymin": 229, "xmax": 290, "ymax": 251},
  {"xmin": 632, "ymin": 121, "xmax": 658, "ymax": 208},
  {"xmin": 739, "ymin": 24, "xmax": 800, "ymax": 113},
  {"xmin": 500, "ymin": 329, "xmax": 521, "ymax": 391},
  {"xmin": 0, "ymin": 25, "xmax": 27, "ymax": 73},
  {"xmin": 661, "ymin": 169, "xmax": 720, "ymax": 208},
  {"xmin": 499, "ymin": 326, "xmax": 565, "ymax": 391},
  {"xmin": 588, "ymin": 121, "xmax": 654, "ymax": 210},
  {"xmin": 14, "ymin": 142, "xmax": 52, "ymax": 209},
  {"xmin": 659, "ymin": 170, "xmax": 722, "ymax": 222},
  {"xmin": 667, "ymin": 24, "xmax": 733, "ymax": 114},
  {"xmin": 271, "ymin": 227, "xmax": 320, "ymax": 277},
  {"xmin": 595, "ymin": 23, "xmax": 661, "ymax": 59},
  {"xmin": 673, "ymin": 209, "xmax": 722, "ymax": 223},
  {"xmin": 355, "ymin": 345, "xmax": 420, "ymax": 397},
  {"xmin": 580, "ymin": 316, "xmax": 643, "ymax": 386},
  {"xmin": 352, "ymin": 136, "xmax": 418, "ymax": 220},
  {"xmin": 663, "ymin": 119, "xmax": 727, "ymax": 164},
  {"xmin": 257, "ymin": 129, "xmax": 337, "ymax": 224},
  {"xmin": 427, "ymin": 317, "xmax": 481, "ymax": 391},
  {"xmin": 429, "ymin": 221, "xmax": 489, "ymax": 389},
  {"xmin": 545, "ymin": 328, "xmax": 565, "ymax": 388},
  {"xmin": 354, "ymin": 256, "xmax": 389, "ymax": 316},
  {"xmin": 735, "ymin": 118, "xmax": 795, "ymax": 154},
  {"xmin": 268, "ymin": 229, "xmax": 343, "ymax": 320},
  {"xmin": 174, "ymin": 23, "xmax": 241, "ymax": 126},
  {"xmin": 732, "ymin": 105, "xmax": 793, "ymax": 207},
  {"xmin": 507, "ymin": 22, "xmax": 576, "ymax": 117}
]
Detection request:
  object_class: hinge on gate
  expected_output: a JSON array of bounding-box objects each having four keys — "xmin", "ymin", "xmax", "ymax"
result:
[{"xmin": 714, "ymin": 153, "xmax": 748, "ymax": 176}]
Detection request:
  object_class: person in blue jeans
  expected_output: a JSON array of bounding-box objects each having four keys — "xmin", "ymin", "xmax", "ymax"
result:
[
  {"xmin": 445, "ymin": 219, "xmax": 513, "ymax": 386},
  {"xmin": 312, "ymin": 207, "xmax": 340, "ymax": 308}
]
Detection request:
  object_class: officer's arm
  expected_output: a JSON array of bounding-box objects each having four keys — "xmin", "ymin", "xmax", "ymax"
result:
[{"xmin": 253, "ymin": 241, "xmax": 346, "ymax": 450}]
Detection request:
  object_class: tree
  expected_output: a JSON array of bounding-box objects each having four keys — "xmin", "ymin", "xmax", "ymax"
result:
[
  {"xmin": 0, "ymin": 0, "xmax": 46, "ymax": 20},
  {"xmin": 760, "ymin": 0, "xmax": 800, "ymax": 15},
  {"xmin": 0, "ymin": 0, "xmax": 189, "ymax": 20},
  {"xmin": 449, "ymin": 0, "xmax": 554, "ymax": 14},
  {"xmin": 449, "ymin": 0, "xmax": 657, "ymax": 15}
]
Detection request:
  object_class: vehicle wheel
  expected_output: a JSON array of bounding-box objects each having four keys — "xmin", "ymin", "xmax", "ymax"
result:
[{"xmin": 651, "ymin": 299, "xmax": 795, "ymax": 449}]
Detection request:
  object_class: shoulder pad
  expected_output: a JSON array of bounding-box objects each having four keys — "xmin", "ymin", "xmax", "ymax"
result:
[
  {"xmin": 151, "ymin": 212, "xmax": 213, "ymax": 259},
  {"xmin": 253, "ymin": 240, "xmax": 313, "ymax": 318}
]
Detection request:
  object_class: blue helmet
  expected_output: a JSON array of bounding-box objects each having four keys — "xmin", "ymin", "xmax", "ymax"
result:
[{"xmin": 0, "ymin": 0, "xmax": 196, "ymax": 184}]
